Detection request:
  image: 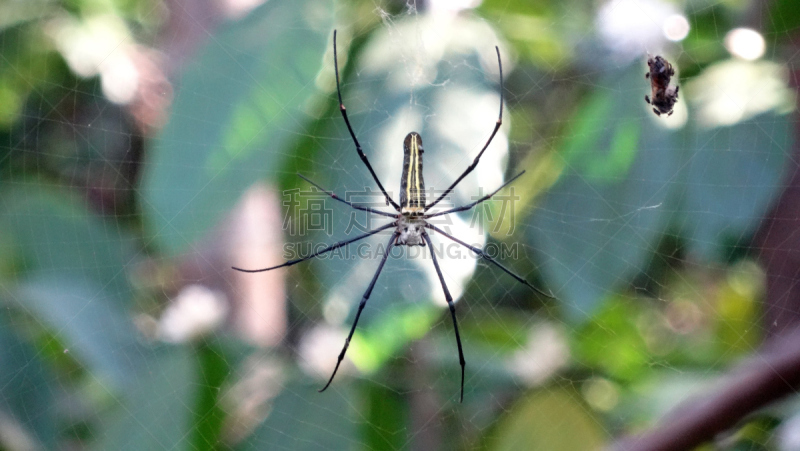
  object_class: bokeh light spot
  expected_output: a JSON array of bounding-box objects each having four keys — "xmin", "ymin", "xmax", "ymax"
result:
[
  {"xmin": 663, "ymin": 14, "xmax": 690, "ymax": 41},
  {"xmin": 725, "ymin": 28, "xmax": 766, "ymax": 61}
]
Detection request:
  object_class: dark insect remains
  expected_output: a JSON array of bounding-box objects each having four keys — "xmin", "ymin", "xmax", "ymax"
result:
[
  {"xmin": 233, "ymin": 30, "xmax": 554, "ymax": 402},
  {"xmin": 645, "ymin": 55, "xmax": 679, "ymax": 116}
]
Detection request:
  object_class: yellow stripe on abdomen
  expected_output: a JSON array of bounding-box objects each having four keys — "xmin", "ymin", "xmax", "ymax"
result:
[{"xmin": 401, "ymin": 132, "xmax": 425, "ymax": 213}]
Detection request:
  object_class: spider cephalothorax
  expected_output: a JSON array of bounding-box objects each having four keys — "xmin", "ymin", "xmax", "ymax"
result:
[
  {"xmin": 396, "ymin": 213, "xmax": 426, "ymax": 246},
  {"xmin": 645, "ymin": 55, "xmax": 679, "ymax": 116},
  {"xmin": 233, "ymin": 30, "xmax": 554, "ymax": 402}
]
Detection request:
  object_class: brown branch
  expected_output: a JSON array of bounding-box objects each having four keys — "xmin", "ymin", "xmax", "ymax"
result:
[
  {"xmin": 753, "ymin": 66, "xmax": 800, "ymax": 339},
  {"xmin": 609, "ymin": 326, "xmax": 800, "ymax": 451}
]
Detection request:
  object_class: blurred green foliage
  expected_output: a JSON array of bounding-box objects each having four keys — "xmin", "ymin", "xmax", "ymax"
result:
[{"xmin": 0, "ymin": 0, "xmax": 796, "ymax": 449}]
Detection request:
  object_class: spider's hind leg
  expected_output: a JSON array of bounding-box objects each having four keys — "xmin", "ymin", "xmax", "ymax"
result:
[
  {"xmin": 426, "ymin": 224, "xmax": 555, "ymax": 299},
  {"xmin": 319, "ymin": 232, "xmax": 398, "ymax": 393},
  {"xmin": 422, "ymin": 232, "xmax": 466, "ymax": 403}
]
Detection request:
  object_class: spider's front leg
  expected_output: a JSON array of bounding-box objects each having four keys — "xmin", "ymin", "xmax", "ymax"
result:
[
  {"xmin": 332, "ymin": 30, "xmax": 400, "ymax": 211},
  {"xmin": 645, "ymin": 95, "xmax": 650, "ymax": 104},
  {"xmin": 425, "ymin": 46, "xmax": 504, "ymax": 211}
]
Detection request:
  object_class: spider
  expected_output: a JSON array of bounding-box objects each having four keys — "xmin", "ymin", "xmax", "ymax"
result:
[
  {"xmin": 233, "ymin": 30, "xmax": 554, "ymax": 402},
  {"xmin": 645, "ymin": 55, "xmax": 679, "ymax": 116}
]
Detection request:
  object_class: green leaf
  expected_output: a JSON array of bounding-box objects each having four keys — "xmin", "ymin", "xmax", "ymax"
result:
[
  {"xmin": 618, "ymin": 372, "xmax": 715, "ymax": 426},
  {"xmin": 478, "ymin": 0, "xmax": 572, "ymax": 68},
  {"xmin": 0, "ymin": 1, "xmax": 58, "ymax": 31},
  {"xmin": 349, "ymin": 303, "xmax": 439, "ymax": 374},
  {"xmin": 189, "ymin": 340, "xmax": 232, "ymax": 450},
  {"xmin": 236, "ymin": 378, "xmax": 358, "ymax": 450},
  {"xmin": 0, "ymin": 179, "xmax": 136, "ymax": 302},
  {"xmin": 529, "ymin": 63, "xmax": 676, "ymax": 321},
  {"xmin": 90, "ymin": 347, "xmax": 195, "ymax": 451},
  {"xmin": 669, "ymin": 59, "xmax": 792, "ymax": 261},
  {"xmin": 16, "ymin": 276, "xmax": 144, "ymax": 390},
  {"xmin": 572, "ymin": 295, "xmax": 651, "ymax": 381},
  {"xmin": 0, "ymin": 311, "xmax": 57, "ymax": 449},
  {"xmin": 0, "ymin": 180, "xmax": 142, "ymax": 390},
  {"xmin": 678, "ymin": 113, "xmax": 791, "ymax": 260},
  {"xmin": 766, "ymin": 0, "xmax": 800, "ymax": 39},
  {"xmin": 484, "ymin": 388, "xmax": 605, "ymax": 451},
  {"xmin": 140, "ymin": 0, "xmax": 333, "ymax": 256},
  {"xmin": 0, "ymin": 23, "xmax": 57, "ymax": 127},
  {"xmin": 362, "ymin": 383, "xmax": 408, "ymax": 451}
]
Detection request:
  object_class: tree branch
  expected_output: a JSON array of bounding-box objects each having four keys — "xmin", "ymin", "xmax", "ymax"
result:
[{"xmin": 609, "ymin": 326, "xmax": 800, "ymax": 451}]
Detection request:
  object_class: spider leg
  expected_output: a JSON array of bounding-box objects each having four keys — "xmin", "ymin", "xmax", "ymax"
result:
[
  {"xmin": 422, "ymin": 232, "xmax": 466, "ymax": 403},
  {"xmin": 333, "ymin": 30, "xmax": 400, "ymax": 211},
  {"xmin": 232, "ymin": 222, "xmax": 395, "ymax": 273},
  {"xmin": 653, "ymin": 108, "xmax": 660, "ymax": 116},
  {"xmin": 644, "ymin": 95, "xmax": 650, "ymax": 104},
  {"xmin": 426, "ymin": 224, "xmax": 555, "ymax": 299},
  {"xmin": 297, "ymin": 173, "xmax": 395, "ymax": 218},
  {"xmin": 425, "ymin": 46, "xmax": 504, "ymax": 211},
  {"xmin": 645, "ymin": 72, "xmax": 650, "ymax": 79},
  {"xmin": 424, "ymin": 171, "xmax": 525, "ymax": 219},
  {"xmin": 320, "ymin": 232, "xmax": 398, "ymax": 392}
]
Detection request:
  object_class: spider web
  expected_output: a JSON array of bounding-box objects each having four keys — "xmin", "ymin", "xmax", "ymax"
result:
[{"xmin": 0, "ymin": 0, "xmax": 797, "ymax": 449}]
